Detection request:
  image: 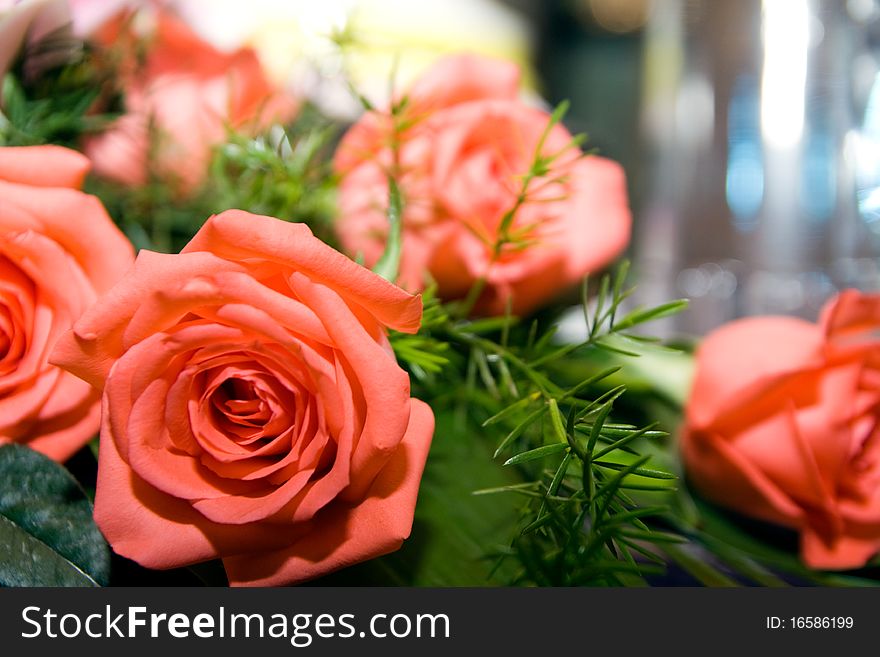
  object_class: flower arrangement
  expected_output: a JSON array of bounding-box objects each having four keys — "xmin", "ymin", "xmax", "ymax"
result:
[{"xmin": 1, "ymin": 0, "xmax": 878, "ymax": 588}]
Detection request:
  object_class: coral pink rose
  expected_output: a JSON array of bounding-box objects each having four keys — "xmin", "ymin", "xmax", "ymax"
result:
[
  {"xmin": 52, "ymin": 210, "xmax": 435, "ymax": 586},
  {"xmin": 84, "ymin": 10, "xmax": 295, "ymax": 193},
  {"xmin": 682, "ymin": 290, "xmax": 880, "ymax": 569},
  {"xmin": 334, "ymin": 54, "xmax": 631, "ymax": 316},
  {"xmin": 0, "ymin": 145, "xmax": 134, "ymax": 460}
]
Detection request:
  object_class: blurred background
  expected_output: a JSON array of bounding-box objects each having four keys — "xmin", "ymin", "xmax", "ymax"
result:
[
  {"xmin": 54, "ymin": 0, "xmax": 880, "ymax": 336},
  {"xmin": 530, "ymin": 0, "xmax": 880, "ymax": 337}
]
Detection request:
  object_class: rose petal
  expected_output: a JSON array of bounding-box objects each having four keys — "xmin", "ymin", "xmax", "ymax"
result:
[
  {"xmin": 686, "ymin": 316, "xmax": 822, "ymax": 431},
  {"xmin": 51, "ymin": 250, "xmax": 243, "ymax": 389},
  {"xmin": 222, "ymin": 398, "xmax": 434, "ymax": 586},
  {"xmin": 93, "ymin": 397, "xmax": 316, "ymax": 569},
  {"xmin": 681, "ymin": 428, "xmax": 804, "ymax": 527},
  {"xmin": 408, "ymin": 53, "xmax": 520, "ymax": 113},
  {"xmin": 0, "ymin": 179, "xmax": 134, "ymax": 293},
  {"xmin": 182, "ymin": 211, "xmax": 424, "ymax": 334},
  {"xmin": 801, "ymin": 526, "xmax": 880, "ymax": 570},
  {"xmin": 289, "ymin": 271, "xmax": 412, "ymax": 502},
  {"xmin": 0, "ymin": 145, "xmax": 89, "ymax": 188}
]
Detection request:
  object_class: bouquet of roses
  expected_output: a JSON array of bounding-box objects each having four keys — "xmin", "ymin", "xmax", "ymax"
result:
[{"xmin": 2, "ymin": 0, "xmax": 878, "ymax": 588}]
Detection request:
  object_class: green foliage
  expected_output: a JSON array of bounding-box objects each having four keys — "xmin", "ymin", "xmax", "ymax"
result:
[
  {"xmin": 0, "ymin": 444, "xmax": 110, "ymax": 586},
  {"xmin": 372, "ymin": 177, "xmax": 403, "ymax": 282},
  {"xmin": 208, "ymin": 106, "xmax": 339, "ymax": 247},
  {"xmin": 87, "ymin": 106, "xmax": 340, "ymax": 253},
  {"xmin": 0, "ymin": 43, "xmax": 120, "ymax": 147},
  {"xmin": 382, "ymin": 102, "xmax": 697, "ymax": 584},
  {"xmin": 391, "ymin": 286, "xmax": 453, "ymax": 383},
  {"xmin": 456, "ymin": 271, "xmax": 686, "ymax": 585},
  {"xmin": 389, "ymin": 255, "xmax": 694, "ymax": 585},
  {"xmin": 369, "ymin": 90, "xmax": 419, "ymax": 283},
  {"xmin": 670, "ymin": 490, "xmax": 880, "ymax": 587}
]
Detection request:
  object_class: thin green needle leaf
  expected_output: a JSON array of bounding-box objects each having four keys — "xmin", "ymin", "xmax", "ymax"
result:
[
  {"xmin": 594, "ymin": 337, "xmax": 642, "ymax": 357},
  {"xmin": 614, "ymin": 299, "xmax": 689, "ymax": 331},
  {"xmin": 560, "ymin": 367, "xmax": 621, "ymax": 400},
  {"xmin": 460, "ymin": 317, "xmax": 513, "ymax": 334},
  {"xmin": 588, "ymin": 402, "xmax": 614, "ymax": 453},
  {"xmin": 497, "ymin": 358, "xmax": 520, "ymax": 398},
  {"xmin": 493, "ymin": 406, "xmax": 548, "ymax": 458},
  {"xmin": 482, "ymin": 392, "xmax": 541, "ymax": 427},
  {"xmin": 581, "ymin": 276, "xmax": 591, "ymax": 335},
  {"xmin": 533, "ymin": 325, "xmax": 559, "ymax": 353},
  {"xmin": 663, "ymin": 544, "xmax": 741, "ymax": 587},
  {"xmin": 618, "ymin": 529, "xmax": 686, "ymax": 544},
  {"xmin": 618, "ymin": 482, "xmax": 679, "ymax": 491},
  {"xmin": 548, "ymin": 452, "xmax": 572, "ymax": 497},
  {"xmin": 526, "ymin": 319, "xmax": 539, "ymax": 351},
  {"xmin": 472, "ymin": 483, "xmax": 541, "ymax": 496},
  {"xmin": 600, "ymin": 506, "xmax": 668, "ymax": 529},
  {"xmin": 372, "ymin": 177, "xmax": 403, "ymax": 282},
  {"xmin": 615, "ymin": 537, "xmax": 667, "ymax": 565},
  {"xmin": 592, "ymin": 423, "xmax": 661, "ymax": 460},
  {"xmin": 591, "ymin": 274, "xmax": 610, "ymax": 337},
  {"xmin": 503, "ymin": 443, "xmax": 568, "ymax": 467},
  {"xmin": 593, "ymin": 460, "xmax": 677, "ymax": 480},
  {"xmin": 575, "ymin": 385, "xmax": 626, "ymax": 421},
  {"xmin": 593, "ymin": 457, "xmax": 651, "ymax": 524},
  {"xmin": 520, "ymin": 513, "xmax": 555, "ymax": 535},
  {"xmin": 472, "ymin": 347, "xmax": 500, "ymax": 399},
  {"xmin": 547, "ymin": 399, "xmax": 568, "ymax": 445}
]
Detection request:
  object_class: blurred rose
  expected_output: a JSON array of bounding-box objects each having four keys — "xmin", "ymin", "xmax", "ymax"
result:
[
  {"xmin": 682, "ymin": 290, "xmax": 880, "ymax": 569},
  {"xmin": 83, "ymin": 9, "xmax": 295, "ymax": 193},
  {"xmin": 334, "ymin": 54, "xmax": 631, "ymax": 316},
  {"xmin": 52, "ymin": 210, "xmax": 434, "ymax": 586},
  {"xmin": 0, "ymin": 145, "xmax": 134, "ymax": 460}
]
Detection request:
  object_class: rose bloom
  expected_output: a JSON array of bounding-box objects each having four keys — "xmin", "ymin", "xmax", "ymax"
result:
[
  {"xmin": 52, "ymin": 210, "xmax": 435, "ymax": 586},
  {"xmin": 83, "ymin": 9, "xmax": 295, "ymax": 193},
  {"xmin": 0, "ymin": 145, "xmax": 133, "ymax": 460},
  {"xmin": 682, "ymin": 290, "xmax": 880, "ymax": 569},
  {"xmin": 334, "ymin": 54, "xmax": 631, "ymax": 316}
]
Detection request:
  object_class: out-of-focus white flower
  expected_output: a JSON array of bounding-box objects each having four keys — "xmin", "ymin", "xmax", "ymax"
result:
[
  {"xmin": 66, "ymin": 0, "xmax": 133, "ymax": 35},
  {"xmin": 48, "ymin": 0, "xmax": 533, "ymax": 118},
  {"xmin": 170, "ymin": 0, "xmax": 534, "ymax": 118}
]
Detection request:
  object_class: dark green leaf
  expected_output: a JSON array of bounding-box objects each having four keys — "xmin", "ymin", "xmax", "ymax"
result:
[{"xmin": 0, "ymin": 444, "xmax": 109, "ymax": 586}]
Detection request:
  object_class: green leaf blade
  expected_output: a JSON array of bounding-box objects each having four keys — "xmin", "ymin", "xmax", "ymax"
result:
[
  {"xmin": 0, "ymin": 444, "xmax": 110, "ymax": 587},
  {"xmin": 373, "ymin": 177, "xmax": 404, "ymax": 282}
]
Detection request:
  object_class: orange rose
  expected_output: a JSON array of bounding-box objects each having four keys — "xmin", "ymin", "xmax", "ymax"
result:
[
  {"xmin": 0, "ymin": 145, "xmax": 134, "ymax": 460},
  {"xmin": 84, "ymin": 10, "xmax": 295, "ymax": 193},
  {"xmin": 682, "ymin": 290, "xmax": 880, "ymax": 569},
  {"xmin": 52, "ymin": 210, "xmax": 435, "ymax": 586},
  {"xmin": 334, "ymin": 54, "xmax": 631, "ymax": 316}
]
